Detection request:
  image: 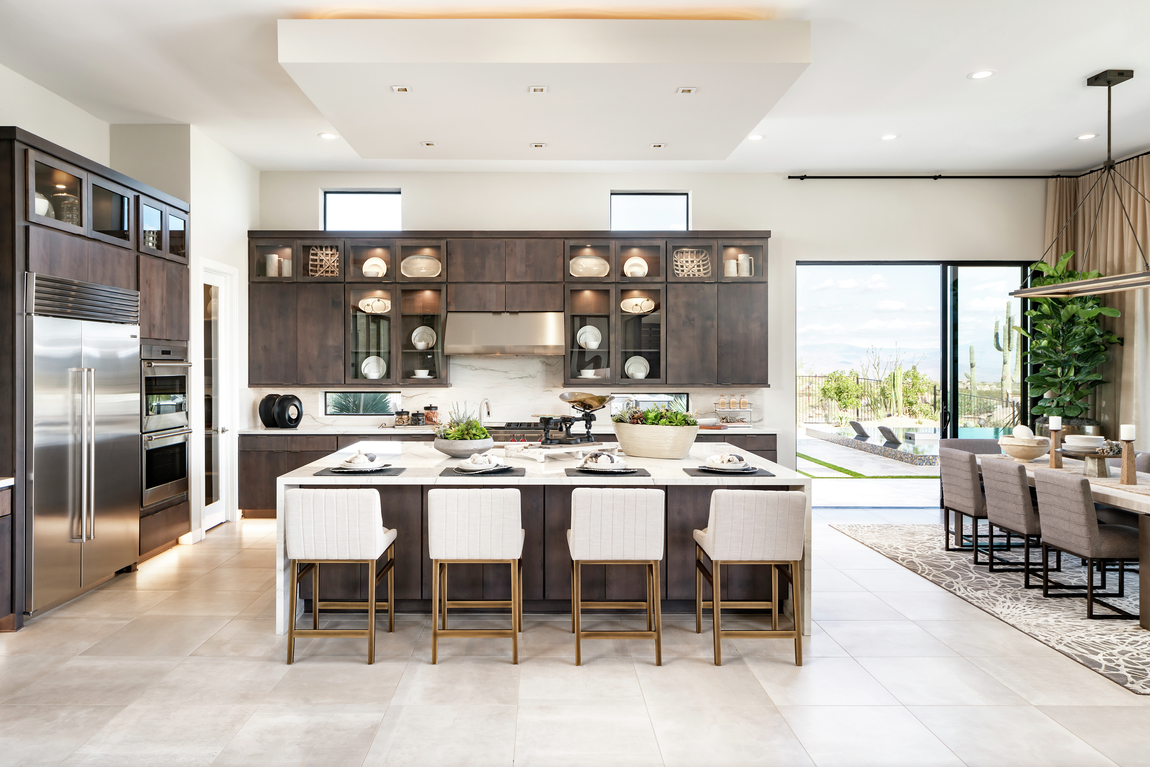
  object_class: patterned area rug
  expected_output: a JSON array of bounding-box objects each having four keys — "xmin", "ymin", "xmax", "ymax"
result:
[{"xmin": 832, "ymin": 523, "xmax": 1150, "ymax": 694}]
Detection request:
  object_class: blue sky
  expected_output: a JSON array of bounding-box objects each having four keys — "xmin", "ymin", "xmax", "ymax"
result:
[{"xmin": 796, "ymin": 264, "xmax": 1023, "ymax": 388}]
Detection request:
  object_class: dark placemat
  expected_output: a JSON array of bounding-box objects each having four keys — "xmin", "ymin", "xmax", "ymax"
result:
[
  {"xmin": 564, "ymin": 468, "xmax": 652, "ymax": 477},
  {"xmin": 682, "ymin": 467, "xmax": 774, "ymax": 478},
  {"xmin": 314, "ymin": 466, "xmax": 407, "ymax": 477},
  {"xmin": 440, "ymin": 467, "xmax": 527, "ymax": 477}
]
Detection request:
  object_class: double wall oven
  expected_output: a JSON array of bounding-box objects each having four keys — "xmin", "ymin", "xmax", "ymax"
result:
[{"xmin": 141, "ymin": 343, "xmax": 190, "ymax": 509}]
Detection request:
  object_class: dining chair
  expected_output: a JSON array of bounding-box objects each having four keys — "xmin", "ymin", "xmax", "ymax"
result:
[
  {"xmin": 285, "ymin": 488, "xmax": 397, "ymax": 664},
  {"xmin": 981, "ymin": 457, "xmax": 1057, "ymax": 587}
]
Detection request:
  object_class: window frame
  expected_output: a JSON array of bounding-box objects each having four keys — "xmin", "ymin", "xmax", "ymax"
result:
[
  {"xmin": 323, "ymin": 190, "xmax": 403, "ymax": 232},
  {"xmin": 322, "ymin": 390, "xmax": 401, "ymax": 416},
  {"xmin": 609, "ymin": 191, "xmax": 690, "ymax": 232}
]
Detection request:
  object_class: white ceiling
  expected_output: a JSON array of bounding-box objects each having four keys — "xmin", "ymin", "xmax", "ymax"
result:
[{"xmin": 0, "ymin": 0, "xmax": 1149, "ymax": 174}]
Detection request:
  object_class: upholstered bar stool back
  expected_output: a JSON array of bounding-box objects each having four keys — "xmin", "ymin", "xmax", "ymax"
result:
[
  {"xmin": 284, "ymin": 488, "xmax": 397, "ymax": 664},
  {"xmin": 1033, "ymin": 469, "xmax": 1139, "ymax": 619},
  {"xmin": 693, "ymin": 489, "xmax": 806, "ymax": 666},
  {"xmin": 568, "ymin": 488, "xmax": 666, "ymax": 666},
  {"xmin": 427, "ymin": 488, "xmax": 525, "ymax": 664}
]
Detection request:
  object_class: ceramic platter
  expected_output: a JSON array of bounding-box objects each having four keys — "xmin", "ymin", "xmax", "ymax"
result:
[
  {"xmin": 360, "ymin": 355, "xmax": 386, "ymax": 379},
  {"xmin": 400, "ymin": 255, "xmax": 442, "ymax": 278},
  {"xmin": 624, "ymin": 355, "xmax": 650, "ymax": 380},
  {"xmin": 575, "ymin": 325, "xmax": 602, "ymax": 349},
  {"xmin": 362, "ymin": 256, "xmax": 388, "ymax": 278},
  {"xmin": 622, "ymin": 256, "xmax": 649, "ymax": 278},
  {"xmin": 620, "ymin": 297, "xmax": 656, "ymax": 314},
  {"xmin": 411, "ymin": 325, "xmax": 437, "ymax": 348},
  {"xmin": 357, "ymin": 297, "xmax": 392, "ymax": 314},
  {"xmin": 569, "ymin": 255, "xmax": 610, "ymax": 278}
]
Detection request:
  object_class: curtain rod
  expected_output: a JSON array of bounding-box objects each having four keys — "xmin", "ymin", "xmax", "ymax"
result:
[{"xmin": 787, "ymin": 146, "xmax": 1150, "ymax": 181}]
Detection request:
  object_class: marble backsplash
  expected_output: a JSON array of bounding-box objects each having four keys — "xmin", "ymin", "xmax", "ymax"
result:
[{"xmin": 246, "ymin": 355, "xmax": 775, "ymax": 432}]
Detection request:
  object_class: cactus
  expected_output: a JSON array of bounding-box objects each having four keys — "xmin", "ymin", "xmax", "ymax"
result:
[
  {"xmin": 994, "ymin": 302, "xmax": 1022, "ymax": 402},
  {"xmin": 963, "ymin": 344, "xmax": 976, "ymax": 391},
  {"xmin": 892, "ymin": 366, "xmax": 904, "ymax": 416}
]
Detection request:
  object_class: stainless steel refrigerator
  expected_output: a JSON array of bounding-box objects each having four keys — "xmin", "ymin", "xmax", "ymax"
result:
[{"xmin": 26, "ymin": 274, "xmax": 141, "ymax": 615}]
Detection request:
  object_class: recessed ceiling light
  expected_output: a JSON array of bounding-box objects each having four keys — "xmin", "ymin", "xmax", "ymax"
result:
[
  {"xmin": 1077, "ymin": 133, "xmax": 1097, "ymax": 140},
  {"xmin": 392, "ymin": 85, "xmax": 410, "ymax": 93},
  {"xmin": 530, "ymin": 142, "xmax": 547, "ymax": 148},
  {"xmin": 529, "ymin": 86, "xmax": 548, "ymax": 94},
  {"xmin": 967, "ymin": 70, "xmax": 996, "ymax": 80},
  {"xmin": 318, "ymin": 132, "xmax": 338, "ymax": 140},
  {"xmin": 421, "ymin": 141, "xmax": 437, "ymax": 147},
  {"xmin": 881, "ymin": 134, "xmax": 898, "ymax": 141},
  {"xmin": 747, "ymin": 134, "xmax": 763, "ymax": 141},
  {"xmin": 676, "ymin": 87, "xmax": 697, "ymax": 95},
  {"xmin": 650, "ymin": 143, "xmax": 667, "ymax": 148}
]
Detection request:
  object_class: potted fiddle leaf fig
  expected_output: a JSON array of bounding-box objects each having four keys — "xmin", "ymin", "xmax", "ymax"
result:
[{"xmin": 1021, "ymin": 251, "xmax": 1122, "ymax": 434}]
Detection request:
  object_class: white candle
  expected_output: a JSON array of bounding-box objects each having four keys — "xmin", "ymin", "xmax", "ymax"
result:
[
  {"xmin": 1048, "ymin": 416, "xmax": 1062, "ymax": 431},
  {"xmin": 1121, "ymin": 424, "xmax": 1136, "ymax": 441}
]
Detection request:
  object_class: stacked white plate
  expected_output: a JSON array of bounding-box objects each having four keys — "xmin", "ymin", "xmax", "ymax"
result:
[
  {"xmin": 624, "ymin": 355, "xmax": 649, "ymax": 379},
  {"xmin": 1064, "ymin": 435, "xmax": 1106, "ymax": 448},
  {"xmin": 622, "ymin": 256, "xmax": 648, "ymax": 277},
  {"xmin": 569, "ymin": 255, "xmax": 610, "ymax": 277},
  {"xmin": 362, "ymin": 256, "xmax": 388, "ymax": 278},
  {"xmin": 400, "ymin": 255, "xmax": 442, "ymax": 278},
  {"xmin": 360, "ymin": 356, "xmax": 386, "ymax": 379},
  {"xmin": 576, "ymin": 325, "xmax": 601, "ymax": 350},
  {"xmin": 411, "ymin": 326, "xmax": 437, "ymax": 349}
]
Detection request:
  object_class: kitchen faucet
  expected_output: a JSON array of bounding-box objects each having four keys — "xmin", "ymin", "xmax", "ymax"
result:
[{"xmin": 479, "ymin": 398, "xmax": 492, "ymax": 426}]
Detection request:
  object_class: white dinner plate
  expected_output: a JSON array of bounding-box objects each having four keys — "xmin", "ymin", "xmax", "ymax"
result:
[
  {"xmin": 576, "ymin": 464, "xmax": 637, "ymax": 474},
  {"xmin": 339, "ymin": 456, "xmax": 389, "ymax": 470},
  {"xmin": 623, "ymin": 256, "xmax": 649, "ymax": 277},
  {"xmin": 569, "ymin": 255, "xmax": 610, "ymax": 277},
  {"xmin": 357, "ymin": 297, "xmax": 391, "ymax": 314},
  {"xmin": 624, "ymin": 355, "xmax": 650, "ymax": 379},
  {"xmin": 576, "ymin": 325, "xmax": 602, "ymax": 349},
  {"xmin": 453, "ymin": 464, "xmax": 513, "ymax": 475},
  {"xmin": 695, "ymin": 464, "xmax": 758, "ymax": 474},
  {"xmin": 400, "ymin": 255, "xmax": 442, "ymax": 278},
  {"xmin": 411, "ymin": 325, "xmax": 437, "ymax": 348},
  {"xmin": 362, "ymin": 256, "xmax": 388, "ymax": 278},
  {"xmin": 360, "ymin": 356, "xmax": 386, "ymax": 379},
  {"xmin": 620, "ymin": 297, "xmax": 655, "ymax": 314}
]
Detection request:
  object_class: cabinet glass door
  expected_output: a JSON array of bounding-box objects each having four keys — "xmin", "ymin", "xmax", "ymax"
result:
[
  {"xmin": 168, "ymin": 211, "xmax": 188, "ymax": 261},
  {"xmin": 90, "ymin": 179, "xmax": 133, "ymax": 246},
  {"xmin": 567, "ymin": 286, "xmax": 613, "ymax": 382},
  {"xmin": 140, "ymin": 199, "xmax": 165, "ymax": 255},
  {"xmin": 618, "ymin": 286, "xmax": 663, "ymax": 383},
  {"xmin": 400, "ymin": 287, "xmax": 445, "ymax": 383},
  {"xmin": 348, "ymin": 287, "xmax": 394, "ymax": 383},
  {"xmin": 32, "ymin": 158, "xmax": 84, "ymax": 232}
]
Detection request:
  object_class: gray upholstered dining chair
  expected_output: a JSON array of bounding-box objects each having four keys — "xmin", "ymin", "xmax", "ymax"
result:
[
  {"xmin": 1033, "ymin": 469, "xmax": 1139, "ymax": 619},
  {"xmin": 938, "ymin": 439, "xmax": 1002, "ymax": 553},
  {"xmin": 939, "ymin": 447, "xmax": 991, "ymax": 560},
  {"xmin": 981, "ymin": 458, "xmax": 1052, "ymax": 587}
]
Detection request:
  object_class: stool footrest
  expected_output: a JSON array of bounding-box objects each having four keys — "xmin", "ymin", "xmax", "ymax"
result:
[
  {"xmin": 719, "ymin": 629, "xmax": 798, "ymax": 639},
  {"xmin": 580, "ymin": 601, "xmax": 649, "ymax": 610},
  {"xmin": 291, "ymin": 629, "xmax": 370, "ymax": 639},
  {"xmin": 314, "ymin": 600, "xmax": 391, "ymax": 611},
  {"xmin": 435, "ymin": 628, "xmax": 516, "ymax": 639},
  {"xmin": 701, "ymin": 601, "xmax": 775, "ymax": 610},
  {"xmin": 444, "ymin": 600, "xmax": 515, "ymax": 609},
  {"xmin": 579, "ymin": 630, "xmax": 657, "ymax": 640}
]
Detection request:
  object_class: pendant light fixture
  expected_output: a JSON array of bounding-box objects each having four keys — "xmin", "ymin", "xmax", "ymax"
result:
[{"xmin": 1011, "ymin": 69, "xmax": 1150, "ymax": 299}]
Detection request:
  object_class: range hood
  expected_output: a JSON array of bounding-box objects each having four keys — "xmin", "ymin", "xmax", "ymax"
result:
[{"xmin": 444, "ymin": 312, "xmax": 564, "ymax": 356}]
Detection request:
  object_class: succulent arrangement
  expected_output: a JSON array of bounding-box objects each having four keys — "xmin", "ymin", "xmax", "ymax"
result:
[
  {"xmin": 434, "ymin": 403, "xmax": 490, "ymax": 440},
  {"xmin": 612, "ymin": 404, "xmax": 698, "ymax": 427}
]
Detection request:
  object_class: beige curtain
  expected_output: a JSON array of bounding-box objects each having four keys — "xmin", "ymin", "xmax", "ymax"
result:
[{"xmin": 1042, "ymin": 155, "xmax": 1150, "ymax": 446}]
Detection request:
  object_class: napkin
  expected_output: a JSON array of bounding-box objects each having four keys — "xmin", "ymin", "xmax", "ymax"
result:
[{"xmin": 706, "ymin": 453, "xmax": 746, "ymax": 467}]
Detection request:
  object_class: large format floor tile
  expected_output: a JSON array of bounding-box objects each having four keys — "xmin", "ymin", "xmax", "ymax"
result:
[
  {"xmin": 647, "ymin": 703, "xmax": 814, "ymax": 767},
  {"xmin": 857, "ymin": 657, "xmax": 1029, "ymax": 706},
  {"xmin": 210, "ymin": 704, "xmax": 387, "ymax": 767},
  {"xmin": 779, "ymin": 705, "xmax": 963, "ymax": 767},
  {"xmin": 81, "ymin": 615, "xmax": 230, "ymax": 657},
  {"xmin": 819, "ymin": 620, "xmax": 959, "ymax": 657},
  {"xmin": 363, "ymin": 704, "xmax": 518, "ymax": 767},
  {"xmin": 746, "ymin": 655, "xmax": 899, "ymax": 706},
  {"xmin": 1040, "ymin": 706, "xmax": 1150, "ymax": 767},
  {"xmin": 0, "ymin": 704, "xmax": 124, "ymax": 767},
  {"xmin": 514, "ymin": 699, "xmax": 662, "ymax": 763}
]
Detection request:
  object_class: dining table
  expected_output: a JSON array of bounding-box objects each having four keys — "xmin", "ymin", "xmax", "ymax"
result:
[{"xmin": 978, "ymin": 453, "xmax": 1150, "ymax": 629}]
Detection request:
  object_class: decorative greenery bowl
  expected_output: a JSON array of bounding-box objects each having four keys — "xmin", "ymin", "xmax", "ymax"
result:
[
  {"xmin": 613, "ymin": 422, "xmax": 699, "ymax": 460},
  {"xmin": 433, "ymin": 437, "xmax": 495, "ymax": 458}
]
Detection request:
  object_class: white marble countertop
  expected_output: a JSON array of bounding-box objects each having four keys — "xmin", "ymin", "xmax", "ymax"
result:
[
  {"xmin": 241, "ymin": 425, "xmax": 779, "ymax": 436},
  {"xmin": 0, "ymin": 477, "xmax": 13, "ymax": 489},
  {"xmin": 277, "ymin": 441, "xmax": 805, "ymax": 487}
]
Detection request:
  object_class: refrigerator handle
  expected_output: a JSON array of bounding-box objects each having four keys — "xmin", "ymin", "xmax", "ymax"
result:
[
  {"xmin": 68, "ymin": 367, "xmax": 84, "ymax": 543},
  {"xmin": 79, "ymin": 366, "xmax": 90, "ymax": 542},
  {"xmin": 87, "ymin": 368, "xmax": 96, "ymax": 541}
]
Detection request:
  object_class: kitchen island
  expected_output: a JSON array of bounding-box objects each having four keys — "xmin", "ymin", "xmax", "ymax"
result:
[{"xmin": 273, "ymin": 441, "xmax": 811, "ymax": 636}]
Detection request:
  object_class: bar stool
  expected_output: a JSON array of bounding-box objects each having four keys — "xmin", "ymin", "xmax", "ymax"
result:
[
  {"xmin": 981, "ymin": 457, "xmax": 1055, "ymax": 587},
  {"xmin": 1034, "ymin": 469, "xmax": 1139, "ymax": 619},
  {"xmin": 428, "ymin": 488, "xmax": 524, "ymax": 664},
  {"xmin": 567, "ymin": 487, "xmax": 665, "ymax": 666},
  {"xmin": 285, "ymin": 488, "xmax": 397, "ymax": 665},
  {"xmin": 694, "ymin": 489, "xmax": 806, "ymax": 666}
]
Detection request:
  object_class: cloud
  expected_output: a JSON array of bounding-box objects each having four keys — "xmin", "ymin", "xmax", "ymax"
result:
[
  {"xmin": 858, "ymin": 318, "xmax": 936, "ymax": 331},
  {"xmin": 797, "ymin": 323, "xmax": 845, "ymax": 334},
  {"xmin": 807, "ymin": 274, "xmax": 889, "ymax": 292},
  {"xmin": 875, "ymin": 299, "xmax": 907, "ymax": 312},
  {"xmin": 974, "ymin": 280, "xmax": 1008, "ymax": 292},
  {"xmin": 966, "ymin": 296, "xmax": 1010, "ymax": 312}
]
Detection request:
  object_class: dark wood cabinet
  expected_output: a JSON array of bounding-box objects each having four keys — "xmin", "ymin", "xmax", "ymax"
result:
[
  {"xmin": 667, "ymin": 283, "xmax": 717, "ymax": 385},
  {"xmin": 447, "ymin": 283, "xmax": 505, "ymax": 312},
  {"xmin": 140, "ymin": 499, "xmax": 191, "ymax": 559},
  {"xmin": 506, "ymin": 239, "xmax": 563, "ymax": 282},
  {"xmin": 448, "ymin": 239, "xmax": 505, "ymax": 282},
  {"xmin": 247, "ymin": 284, "xmax": 299, "ymax": 385},
  {"xmin": 296, "ymin": 283, "xmax": 344, "ymax": 384},
  {"xmin": 238, "ymin": 435, "xmax": 340, "ymax": 516},
  {"xmin": 248, "ymin": 283, "xmax": 343, "ymax": 386},
  {"xmin": 139, "ymin": 254, "xmax": 189, "ymax": 342},
  {"xmin": 717, "ymin": 282, "xmax": 769, "ymax": 385},
  {"xmin": 296, "ymin": 238, "xmax": 343, "ymax": 281},
  {"xmin": 505, "ymin": 282, "xmax": 563, "ymax": 312},
  {"xmin": 0, "ymin": 488, "xmax": 11, "ymax": 629},
  {"xmin": 29, "ymin": 227, "xmax": 137, "ymax": 291}
]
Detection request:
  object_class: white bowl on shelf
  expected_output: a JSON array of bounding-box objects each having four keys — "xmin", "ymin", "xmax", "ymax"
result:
[
  {"xmin": 400, "ymin": 255, "xmax": 442, "ymax": 278},
  {"xmin": 569, "ymin": 255, "xmax": 610, "ymax": 278}
]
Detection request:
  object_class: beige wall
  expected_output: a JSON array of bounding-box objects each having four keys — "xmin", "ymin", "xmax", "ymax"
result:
[
  {"xmin": 110, "ymin": 125, "xmax": 192, "ymax": 201},
  {"xmin": 0, "ymin": 62, "xmax": 109, "ymax": 163},
  {"xmin": 258, "ymin": 171, "xmax": 1047, "ymax": 467}
]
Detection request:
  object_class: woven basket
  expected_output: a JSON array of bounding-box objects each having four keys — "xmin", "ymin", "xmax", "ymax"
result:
[{"xmin": 613, "ymin": 422, "xmax": 699, "ymax": 459}]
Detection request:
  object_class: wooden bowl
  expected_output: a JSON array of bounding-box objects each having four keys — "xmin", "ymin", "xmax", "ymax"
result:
[{"xmin": 998, "ymin": 436, "xmax": 1050, "ymax": 463}]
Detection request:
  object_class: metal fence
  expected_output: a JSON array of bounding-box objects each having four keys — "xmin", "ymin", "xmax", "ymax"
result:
[{"xmin": 797, "ymin": 374, "xmax": 1020, "ymax": 428}]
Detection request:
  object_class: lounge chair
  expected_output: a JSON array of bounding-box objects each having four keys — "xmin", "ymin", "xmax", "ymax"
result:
[
  {"xmin": 877, "ymin": 426, "xmax": 901, "ymax": 446},
  {"xmin": 848, "ymin": 421, "xmax": 870, "ymax": 440}
]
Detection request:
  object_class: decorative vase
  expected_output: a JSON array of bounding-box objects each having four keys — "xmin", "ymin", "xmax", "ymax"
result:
[
  {"xmin": 612, "ymin": 422, "xmax": 699, "ymax": 459},
  {"xmin": 433, "ymin": 437, "xmax": 494, "ymax": 458}
]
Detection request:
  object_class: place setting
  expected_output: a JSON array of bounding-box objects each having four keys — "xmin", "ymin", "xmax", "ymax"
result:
[
  {"xmin": 441, "ymin": 452, "xmax": 526, "ymax": 477},
  {"xmin": 565, "ymin": 450, "xmax": 651, "ymax": 477},
  {"xmin": 313, "ymin": 449, "xmax": 407, "ymax": 476},
  {"xmin": 683, "ymin": 452, "xmax": 774, "ymax": 477}
]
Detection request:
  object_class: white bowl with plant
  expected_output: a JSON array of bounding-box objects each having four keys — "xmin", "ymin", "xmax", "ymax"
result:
[
  {"xmin": 612, "ymin": 405, "xmax": 699, "ymax": 459},
  {"xmin": 433, "ymin": 404, "xmax": 495, "ymax": 458}
]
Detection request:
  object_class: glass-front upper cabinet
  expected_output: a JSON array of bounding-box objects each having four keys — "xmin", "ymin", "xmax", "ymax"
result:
[
  {"xmin": 396, "ymin": 241, "xmax": 446, "ymax": 283},
  {"xmin": 616, "ymin": 241, "xmax": 665, "ymax": 282},
  {"xmin": 28, "ymin": 150, "xmax": 86, "ymax": 235},
  {"xmin": 617, "ymin": 286, "xmax": 665, "ymax": 384},
  {"xmin": 566, "ymin": 285, "xmax": 614, "ymax": 384},
  {"xmin": 667, "ymin": 241, "xmax": 717, "ymax": 282},
  {"xmin": 250, "ymin": 239, "xmax": 296, "ymax": 281},
  {"xmin": 718, "ymin": 241, "xmax": 767, "ymax": 282},
  {"xmin": 138, "ymin": 197, "xmax": 166, "ymax": 256},
  {"xmin": 167, "ymin": 210, "xmax": 188, "ymax": 262},
  {"xmin": 566, "ymin": 241, "xmax": 613, "ymax": 282},
  {"xmin": 88, "ymin": 176, "xmax": 135, "ymax": 249},
  {"xmin": 298, "ymin": 239, "xmax": 343, "ymax": 281},
  {"xmin": 348, "ymin": 240, "xmax": 394, "ymax": 282},
  {"xmin": 399, "ymin": 286, "xmax": 447, "ymax": 385},
  {"xmin": 347, "ymin": 286, "xmax": 394, "ymax": 384}
]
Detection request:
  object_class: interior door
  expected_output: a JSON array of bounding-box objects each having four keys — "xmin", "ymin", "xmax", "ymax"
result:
[
  {"xmin": 203, "ymin": 266, "xmax": 237, "ymax": 529},
  {"xmin": 81, "ymin": 321, "xmax": 141, "ymax": 587}
]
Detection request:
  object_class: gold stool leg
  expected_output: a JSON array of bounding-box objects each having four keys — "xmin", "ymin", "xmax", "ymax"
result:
[
  {"xmin": 653, "ymin": 561, "xmax": 663, "ymax": 667},
  {"xmin": 518, "ymin": 558, "xmax": 525, "ymax": 634},
  {"xmin": 431, "ymin": 559, "xmax": 440, "ymax": 665},
  {"xmin": 510, "ymin": 559, "xmax": 520, "ymax": 664},
  {"xmin": 646, "ymin": 563, "xmax": 653, "ymax": 632},
  {"xmin": 695, "ymin": 545, "xmax": 703, "ymax": 634},
  {"xmin": 574, "ymin": 562, "xmax": 582, "ymax": 666},
  {"xmin": 287, "ymin": 560, "xmax": 298, "ymax": 664},
  {"xmin": 441, "ymin": 563, "xmax": 449, "ymax": 630},
  {"xmin": 771, "ymin": 564, "xmax": 779, "ymax": 631},
  {"xmin": 387, "ymin": 544, "xmax": 395, "ymax": 633},
  {"xmin": 312, "ymin": 561, "xmax": 320, "ymax": 630},
  {"xmin": 367, "ymin": 559, "xmax": 377, "ymax": 665},
  {"xmin": 712, "ymin": 561, "xmax": 723, "ymax": 666},
  {"xmin": 570, "ymin": 559, "xmax": 576, "ymax": 634},
  {"xmin": 791, "ymin": 561, "xmax": 803, "ymax": 666}
]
